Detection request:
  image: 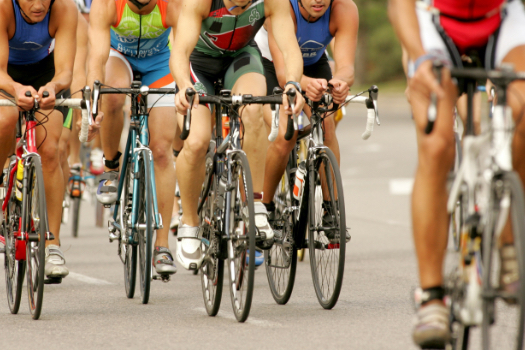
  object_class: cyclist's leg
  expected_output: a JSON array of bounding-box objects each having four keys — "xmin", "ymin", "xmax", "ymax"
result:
[
  {"xmin": 0, "ymin": 106, "xmax": 18, "ymax": 176},
  {"xmin": 58, "ymin": 108, "xmax": 73, "ymax": 190},
  {"xmin": 35, "ymin": 109, "xmax": 66, "ymax": 247},
  {"xmin": 175, "ymin": 64, "xmax": 213, "ymax": 269},
  {"xmin": 97, "ymin": 51, "xmax": 132, "ymax": 203},
  {"xmin": 171, "ymin": 129, "xmax": 182, "ymax": 230}
]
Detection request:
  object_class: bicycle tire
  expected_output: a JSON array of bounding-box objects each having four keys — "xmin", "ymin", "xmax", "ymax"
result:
[
  {"xmin": 71, "ymin": 197, "xmax": 80, "ymax": 238},
  {"xmin": 308, "ymin": 148, "xmax": 346, "ymax": 309},
  {"xmin": 3, "ymin": 181, "xmax": 25, "ymax": 314},
  {"xmin": 118, "ymin": 161, "xmax": 137, "ymax": 299},
  {"xmin": 227, "ymin": 152, "xmax": 255, "ymax": 322},
  {"xmin": 481, "ymin": 171, "xmax": 525, "ymax": 350},
  {"xmin": 25, "ymin": 157, "xmax": 47, "ymax": 320},
  {"xmin": 200, "ymin": 153, "xmax": 224, "ymax": 316},
  {"xmin": 137, "ymin": 151, "xmax": 153, "ymax": 304},
  {"xmin": 265, "ymin": 167, "xmax": 297, "ymax": 305}
]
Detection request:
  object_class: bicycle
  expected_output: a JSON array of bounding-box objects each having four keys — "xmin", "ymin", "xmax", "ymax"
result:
[
  {"xmin": 425, "ymin": 63, "xmax": 525, "ymax": 350},
  {"xmin": 191, "ymin": 86, "xmax": 297, "ymax": 322},
  {"xmin": 0, "ymin": 89, "xmax": 90, "ymax": 319},
  {"xmin": 88, "ymin": 80, "xmax": 176, "ymax": 305},
  {"xmin": 265, "ymin": 86, "xmax": 380, "ymax": 308}
]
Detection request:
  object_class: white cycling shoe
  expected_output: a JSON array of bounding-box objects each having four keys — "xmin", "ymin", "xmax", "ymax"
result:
[
  {"xmin": 45, "ymin": 245, "xmax": 69, "ymax": 279},
  {"xmin": 176, "ymin": 224, "xmax": 204, "ymax": 271},
  {"xmin": 254, "ymin": 202, "xmax": 274, "ymax": 249}
]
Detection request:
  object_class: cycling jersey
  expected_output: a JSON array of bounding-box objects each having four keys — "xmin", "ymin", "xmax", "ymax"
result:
[
  {"xmin": 421, "ymin": 0, "xmax": 507, "ymax": 52},
  {"xmin": 290, "ymin": 0, "xmax": 333, "ymax": 66},
  {"xmin": 8, "ymin": 0, "xmax": 55, "ymax": 65},
  {"xmin": 196, "ymin": 0, "xmax": 265, "ymax": 57},
  {"xmin": 110, "ymin": 0, "xmax": 170, "ymax": 58}
]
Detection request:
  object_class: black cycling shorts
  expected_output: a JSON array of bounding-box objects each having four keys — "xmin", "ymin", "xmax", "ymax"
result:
[
  {"xmin": 7, "ymin": 52, "xmax": 71, "ymax": 128},
  {"xmin": 262, "ymin": 52, "xmax": 333, "ymax": 96}
]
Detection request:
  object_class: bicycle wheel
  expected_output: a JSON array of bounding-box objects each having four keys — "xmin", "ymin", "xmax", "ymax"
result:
[
  {"xmin": 3, "ymin": 178, "xmax": 25, "ymax": 314},
  {"xmin": 481, "ymin": 171, "xmax": 525, "ymax": 350},
  {"xmin": 449, "ymin": 131, "xmax": 463, "ymax": 252},
  {"xmin": 71, "ymin": 197, "xmax": 80, "ymax": 238},
  {"xmin": 265, "ymin": 167, "xmax": 297, "ymax": 304},
  {"xmin": 200, "ymin": 153, "xmax": 224, "ymax": 316},
  {"xmin": 308, "ymin": 148, "xmax": 346, "ymax": 309},
  {"xmin": 25, "ymin": 157, "xmax": 47, "ymax": 320},
  {"xmin": 117, "ymin": 162, "xmax": 137, "ymax": 298},
  {"xmin": 137, "ymin": 151, "xmax": 153, "ymax": 304},
  {"xmin": 227, "ymin": 152, "xmax": 255, "ymax": 322}
]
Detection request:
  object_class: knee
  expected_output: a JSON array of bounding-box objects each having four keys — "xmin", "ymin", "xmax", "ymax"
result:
[
  {"xmin": 150, "ymin": 142, "xmax": 172, "ymax": 169},
  {"xmin": 102, "ymin": 94, "xmax": 126, "ymax": 115},
  {"xmin": 39, "ymin": 142, "xmax": 60, "ymax": 167},
  {"xmin": 0, "ymin": 111, "xmax": 18, "ymax": 136},
  {"xmin": 419, "ymin": 134, "xmax": 455, "ymax": 172},
  {"xmin": 240, "ymin": 105, "xmax": 264, "ymax": 133},
  {"xmin": 271, "ymin": 137, "xmax": 295, "ymax": 158},
  {"xmin": 182, "ymin": 135, "xmax": 209, "ymax": 164}
]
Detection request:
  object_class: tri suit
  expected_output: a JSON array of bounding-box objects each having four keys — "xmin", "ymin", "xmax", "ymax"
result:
[
  {"xmin": 109, "ymin": 0, "xmax": 175, "ymax": 107},
  {"xmin": 189, "ymin": 0, "xmax": 266, "ymax": 99},
  {"xmin": 410, "ymin": 0, "xmax": 525, "ymax": 75},
  {"xmin": 7, "ymin": 0, "xmax": 71, "ymax": 127},
  {"xmin": 254, "ymin": 0, "xmax": 334, "ymax": 96}
]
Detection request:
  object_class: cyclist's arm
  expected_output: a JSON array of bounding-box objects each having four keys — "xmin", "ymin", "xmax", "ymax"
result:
[
  {"xmin": 169, "ymin": 0, "xmax": 208, "ymax": 93},
  {"xmin": 71, "ymin": 14, "xmax": 88, "ymax": 96},
  {"xmin": 47, "ymin": 0, "xmax": 77, "ymax": 97},
  {"xmin": 331, "ymin": 0, "xmax": 358, "ymax": 88},
  {"xmin": 388, "ymin": 0, "xmax": 444, "ymax": 97},
  {"xmin": 265, "ymin": 0, "xmax": 303, "ymax": 85},
  {"xmin": 86, "ymin": 0, "xmax": 115, "ymax": 87}
]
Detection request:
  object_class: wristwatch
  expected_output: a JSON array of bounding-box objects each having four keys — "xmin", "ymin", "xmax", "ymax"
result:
[{"xmin": 285, "ymin": 81, "xmax": 302, "ymax": 94}]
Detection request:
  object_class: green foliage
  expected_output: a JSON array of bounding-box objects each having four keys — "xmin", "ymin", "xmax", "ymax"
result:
[{"xmin": 354, "ymin": 0, "xmax": 404, "ymax": 84}]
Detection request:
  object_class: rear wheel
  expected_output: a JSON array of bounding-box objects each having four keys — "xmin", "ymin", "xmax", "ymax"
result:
[
  {"xmin": 308, "ymin": 148, "xmax": 346, "ymax": 309},
  {"xmin": 25, "ymin": 158, "xmax": 47, "ymax": 320},
  {"xmin": 200, "ymin": 153, "xmax": 224, "ymax": 316},
  {"xmin": 480, "ymin": 171, "xmax": 525, "ymax": 350},
  {"xmin": 227, "ymin": 152, "xmax": 255, "ymax": 322},
  {"xmin": 71, "ymin": 197, "xmax": 81, "ymax": 238},
  {"xmin": 3, "ymin": 176, "xmax": 25, "ymax": 314},
  {"xmin": 265, "ymin": 167, "xmax": 297, "ymax": 304},
  {"xmin": 137, "ymin": 151, "xmax": 153, "ymax": 304}
]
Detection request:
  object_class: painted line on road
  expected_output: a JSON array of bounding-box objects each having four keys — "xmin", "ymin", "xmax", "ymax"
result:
[
  {"xmin": 193, "ymin": 308, "xmax": 281, "ymax": 327},
  {"xmin": 389, "ymin": 178, "xmax": 414, "ymax": 195},
  {"xmin": 68, "ymin": 272, "xmax": 113, "ymax": 285}
]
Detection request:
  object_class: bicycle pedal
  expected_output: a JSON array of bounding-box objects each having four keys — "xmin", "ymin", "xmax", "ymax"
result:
[
  {"xmin": 104, "ymin": 204, "xmax": 112, "ymax": 209},
  {"xmin": 44, "ymin": 277, "xmax": 62, "ymax": 284},
  {"xmin": 189, "ymin": 262, "xmax": 198, "ymax": 271},
  {"xmin": 109, "ymin": 231, "xmax": 120, "ymax": 242},
  {"xmin": 152, "ymin": 274, "xmax": 170, "ymax": 283}
]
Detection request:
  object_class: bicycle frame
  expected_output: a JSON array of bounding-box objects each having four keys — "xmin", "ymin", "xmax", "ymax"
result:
[{"xmin": 111, "ymin": 91, "xmax": 162, "ymax": 245}]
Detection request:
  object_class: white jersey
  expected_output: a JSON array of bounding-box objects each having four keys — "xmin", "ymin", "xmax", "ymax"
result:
[{"xmin": 254, "ymin": 26, "xmax": 273, "ymax": 61}]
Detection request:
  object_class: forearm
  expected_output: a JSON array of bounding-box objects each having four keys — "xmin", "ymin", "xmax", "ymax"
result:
[
  {"xmin": 0, "ymin": 71, "xmax": 22, "ymax": 96},
  {"xmin": 333, "ymin": 66, "xmax": 355, "ymax": 87},
  {"xmin": 388, "ymin": 0, "xmax": 425, "ymax": 61},
  {"xmin": 86, "ymin": 52, "xmax": 108, "ymax": 87},
  {"xmin": 281, "ymin": 50, "xmax": 303, "ymax": 84},
  {"xmin": 49, "ymin": 70, "xmax": 73, "ymax": 93},
  {"xmin": 170, "ymin": 52, "xmax": 192, "ymax": 89}
]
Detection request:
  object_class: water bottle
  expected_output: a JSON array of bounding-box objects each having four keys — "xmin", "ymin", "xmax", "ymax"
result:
[
  {"xmin": 293, "ymin": 161, "xmax": 306, "ymax": 200},
  {"xmin": 15, "ymin": 159, "xmax": 24, "ymax": 201}
]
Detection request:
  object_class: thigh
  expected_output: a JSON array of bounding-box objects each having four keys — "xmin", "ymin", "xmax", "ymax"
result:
[
  {"xmin": 501, "ymin": 45, "xmax": 525, "ymax": 126},
  {"xmin": 149, "ymin": 106, "xmax": 178, "ymax": 149},
  {"xmin": 225, "ymin": 46, "xmax": 266, "ymax": 93},
  {"xmin": 103, "ymin": 51, "xmax": 133, "ymax": 107},
  {"xmin": 35, "ymin": 109, "xmax": 64, "ymax": 149}
]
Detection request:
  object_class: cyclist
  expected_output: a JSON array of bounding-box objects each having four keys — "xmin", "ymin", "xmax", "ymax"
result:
[
  {"xmin": 0, "ymin": 0, "xmax": 78, "ymax": 280},
  {"xmin": 255, "ymin": 0, "xmax": 357, "ymax": 242},
  {"xmin": 87, "ymin": 0, "xmax": 178, "ymax": 276},
  {"xmin": 170, "ymin": 0, "xmax": 305, "ymax": 270},
  {"xmin": 388, "ymin": 0, "xmax": 525, "ymax": 348}
]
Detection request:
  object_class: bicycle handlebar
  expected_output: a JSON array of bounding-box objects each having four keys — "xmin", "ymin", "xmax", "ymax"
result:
[
  {"xmin": 180, "ymin": 87, "xmax": 297, "ymax": 141},
  {"xmin": 268, "ymin": 87, "xmax": 283, "ymax": 142}
]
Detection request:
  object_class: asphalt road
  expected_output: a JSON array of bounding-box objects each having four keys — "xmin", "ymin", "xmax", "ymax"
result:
[{"xmin": 0, "ymin": 93, "xmax": 516, "ymax": 350}]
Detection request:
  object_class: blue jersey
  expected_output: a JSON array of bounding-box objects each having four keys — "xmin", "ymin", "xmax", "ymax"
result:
[
  {"xmin": 290, "ymin": 0, "xmax": 333, "ymax": 66},
  {"xmin": 8, "ymin": 0, "xmax": 54, "ymax": 65}
]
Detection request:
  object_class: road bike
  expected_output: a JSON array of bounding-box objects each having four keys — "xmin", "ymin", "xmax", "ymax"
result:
[
  {"xmin": 89, "ymin": 80, "xmax": 175, "ymax": 304},
  {"xmin": 425, "ymin": 63, "xmax": 525, "ymax": 350},
  {"xmin": 192, "ymin": 86, "xmax": 297, "ymax": 322},
  {"xmin": 0, "ymin": 89, "xmax": 90, "ymax": 319},
  {"xmin": 265, "ymin": 86, "xmax": 380, "ymax": 308}
]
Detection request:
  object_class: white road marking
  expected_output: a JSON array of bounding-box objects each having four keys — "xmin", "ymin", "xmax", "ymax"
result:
[
  {"xmin": 389, "ymin": 178, "xmax": 414, "ymax": 195},
  {"xmin": 68, "ymin": 272, "xmax": 113, "ymax": 285},
  {"xmin": 193, "ymin": 308, "xmax": 281, "ymax": 327}
]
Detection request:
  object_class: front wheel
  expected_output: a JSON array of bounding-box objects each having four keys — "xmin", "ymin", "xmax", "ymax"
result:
[
  {"xmin": 71, "ymin": 197, "xmax": 81, "ymax": 238},
  {"xmin": 25, "ymin": 157, "xmax": 48, "ymax": 320},
  {"xmin": 137, "ymin": 151, "xmax": 153, "ymax": 304},
  {"xmin": 480, "ymin": 171, "xmax": 525, "ymax": 350},
  {"xmin": 308, "ymin": 148, "xmax": 346, "ymax": 309},
  {"xmin": 227, "ymin": 152, "xmax": 255, "ymax": 322}
]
